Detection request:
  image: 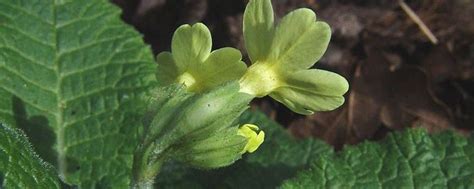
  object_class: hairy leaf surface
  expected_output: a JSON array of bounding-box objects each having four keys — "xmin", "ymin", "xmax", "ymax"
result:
[
  {"xmin": 282, "ymin": 130, "xmax": 474, "ymax": 189},
  {"xmin": 0, "ymin": 123, "xmax": 59, "ymax": 189},
  {"xmin": 0, "ymin": 0, "xmax": 156, "ymax": 187}
]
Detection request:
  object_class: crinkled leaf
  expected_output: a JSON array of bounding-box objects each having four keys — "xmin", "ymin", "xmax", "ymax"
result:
[
  {"xmin": 243, "ymin": 0, "xmax": 274, "ymax": 62},
  {"xmin": 0, "ymin": 124, "xmax": 59, "ymax": 189},
  {"xmin": 155, "ymin": 110, "xmax": 333, "ymax": 188},
  {"xmin": 270, "ymin": 9, "xmax": 331, "ymax": 71},
  {"xmin": 281, "ymin": 130, "xmax": 474, "ymax": 189},
  {"xmin": 157, "ymin": 24, "xmax": 246, "ymax": 92},
  {"xmin": 0, "ymin": 0, "xmax": 156, "ymax": 187},
  {"xmin": 270, "ymin": 69, "xmax": 349, "ymax": 115}
]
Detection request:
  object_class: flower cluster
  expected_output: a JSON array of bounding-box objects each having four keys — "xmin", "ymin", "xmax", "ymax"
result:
[{"xmin": 153, "ymin": 0, "xmax": 348, "ymax": 170}]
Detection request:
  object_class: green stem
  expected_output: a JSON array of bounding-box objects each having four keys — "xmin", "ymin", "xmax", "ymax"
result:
[
  {"xmin": 131, "ymin": 180, "xmax": 154, "ymax": 189},
  {"xmin": 130, "ymin": 144, "xmax": 166, "ymax": 189}
]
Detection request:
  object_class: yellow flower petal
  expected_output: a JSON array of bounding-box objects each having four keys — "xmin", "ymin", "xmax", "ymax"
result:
[{"xmin": 238, "ymin": 124, "xmax": 265, "ymax": 154}]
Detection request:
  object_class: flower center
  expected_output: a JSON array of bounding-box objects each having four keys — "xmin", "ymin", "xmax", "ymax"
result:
[
  {"xmin": 239, "ymin": 61, "xmax": 280, "ymax": 97},
  {"xmin": 177, "ymin": 72, "xmax": 201, "ymax": 91}
]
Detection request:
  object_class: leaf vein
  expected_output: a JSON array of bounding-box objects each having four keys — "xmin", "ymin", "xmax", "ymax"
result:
[
  {"xmin": 0, "ymin": 2, "xmax": 54, "ymax": 26},
  {"xmin": 1, "ymin": 24, "xmax": 55, "ymax": 49},
  {"xmin": 0, "ymin": 47, "xmax": 54, "ymax": 70},
  {"xmin": 1, "ymin": 66, "xmax": 56, "ymax": 93}
]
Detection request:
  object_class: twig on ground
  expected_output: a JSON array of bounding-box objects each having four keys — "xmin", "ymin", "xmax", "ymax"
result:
[{"xmin": 398, "ymin": 0, "xmax": 439, "ymax": 44}]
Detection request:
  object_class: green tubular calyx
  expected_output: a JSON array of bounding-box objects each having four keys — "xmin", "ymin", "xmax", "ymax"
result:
[{"xmin": 132, "ymin": 82, "xmax": 265, "ymax": 187}]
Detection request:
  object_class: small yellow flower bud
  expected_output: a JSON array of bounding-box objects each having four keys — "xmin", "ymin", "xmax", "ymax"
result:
[{"xmin": 238, "ymin": 124, "xmax": 265, "ymax": 153}]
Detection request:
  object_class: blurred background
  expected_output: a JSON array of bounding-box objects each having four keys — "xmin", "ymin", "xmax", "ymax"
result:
[{"xmin": 112, "ymin": 0, "xmax": 474, "ymax": 149}]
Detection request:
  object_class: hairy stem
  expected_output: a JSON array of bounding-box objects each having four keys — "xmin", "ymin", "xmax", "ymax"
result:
[
  {"xmin": 131, "ymin": 180, "xmax": 155, "ymax": 189},
  {"xmin": 130, "ymin": 144, "xmax": 166, "ymax": 189}
]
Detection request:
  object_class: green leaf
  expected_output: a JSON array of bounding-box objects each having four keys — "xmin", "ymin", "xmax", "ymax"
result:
[
  {"xmin": 243, "ymin": 0, "xmax": 274, "ymax": 62},
  {"xmin": 0, "ymin": 0, "xmax": 156, "ymax": 187},
  {"xmin": 0, "ymin": 123, "xmax": 60, "ymax": 189},
  {"xmin": 155, "ymin": 110, "xmax": 333, "ymax": 188},
  {"xmin": 270, "ymin": 69, "xmax": 349, "ymax": 115},
  {"xmin": 281, "ymin": 130, "xmax": 474, "ymax": 189},
  {"xmin": 157, "ymin": 23, "xmax": 247, "ymax": 93}
]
